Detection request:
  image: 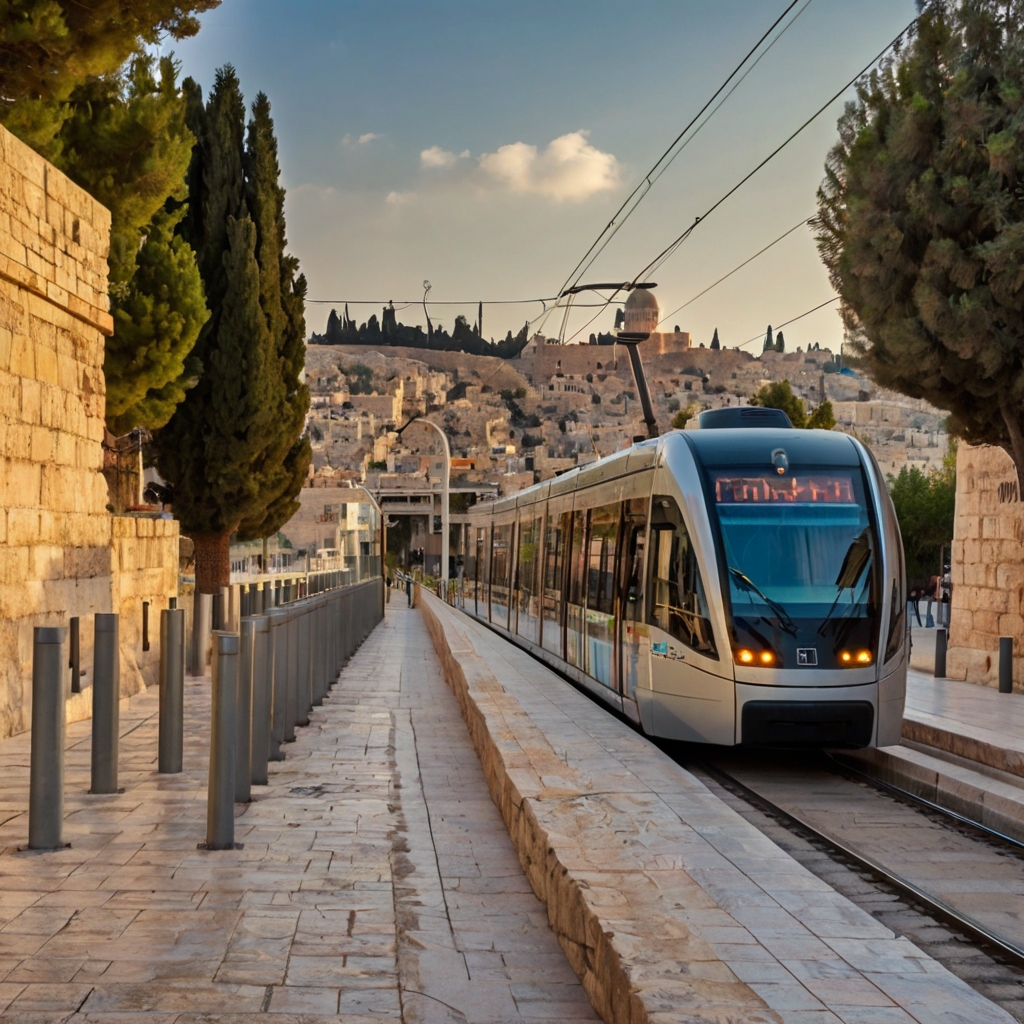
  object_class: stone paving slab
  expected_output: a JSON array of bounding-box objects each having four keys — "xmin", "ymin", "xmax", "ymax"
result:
[
  {"xmin": 419, "ymin": 591, "xmax": 1014, "ymax": 1024},
  {"xmin": 903, "ymin": 667, "xmax": 1024, "ymax": 779},
  {"xmin": 0, "ymin": 601, "xmax": 599, "ymax": 1023}
]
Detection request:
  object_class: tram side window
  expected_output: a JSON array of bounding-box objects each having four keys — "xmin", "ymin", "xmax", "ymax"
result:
[
  {"xmin": 587, "ymin": 504, "xmax": 619, "ymax": 614},
  {"xmin": 568, "ymin": 511, "xmax": 587, "ymax": 606},
  {"xmin": 647, "ymin": 496, "xmax": 717, "ymax": 657},
  {"xmin": 621, "ymin": 498, "xmax": 648, "ymax": 620}
]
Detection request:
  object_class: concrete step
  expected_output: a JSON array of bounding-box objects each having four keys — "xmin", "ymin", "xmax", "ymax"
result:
[{"xmin": 840, "ymin": 743, "xmax": 1024, "ymax": 843}]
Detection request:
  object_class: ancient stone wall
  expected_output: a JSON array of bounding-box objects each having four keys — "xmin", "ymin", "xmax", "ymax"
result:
[
  {"xmin": 948, "ymin": 443, "xmax": 1024, "ymax": 689},
  {"xmin": 0, "ymin": 125, "xmax": 178, "ymax": 738}
]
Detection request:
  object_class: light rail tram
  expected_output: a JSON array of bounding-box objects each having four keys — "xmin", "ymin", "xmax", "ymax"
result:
[{"xmin": 460, "ymin": 407, "xmax": 908, "ymax": 747}]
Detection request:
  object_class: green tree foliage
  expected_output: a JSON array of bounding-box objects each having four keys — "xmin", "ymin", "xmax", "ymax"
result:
[
  {"xmin": 0, "ymin": 0, "xmax": 218, "ymax": 158},
  {"xmin": 806, "ymin": 400, "xmax": 836, "ymax": 430},
  {"xmin": 671, "ymin": 403, "xmax": 701, "ymax": 430},
  {"xmin": 155, "ymin": 67, "xmax": 310, "ymax": 590},
  {"xmin": 887, "ymin": 458, "xmax": 956, "ymax": 579},
  {"xmin": 55, "ymin": 56, "xmax": 208, "ymax": 432},
  {"xmin": 816, "ymin": 1, "xmax": 1024, "ymax": 489},
  {"xmin": 750, "ymin": 379, "xmax": 806, "ymax": 426},
  {"xmin": 105, "ymin": 204, "xmax": 208, "ymax": 433}
]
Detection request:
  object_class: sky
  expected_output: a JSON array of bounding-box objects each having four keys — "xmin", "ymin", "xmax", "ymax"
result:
[{"xmin": 172, "ymin": 0, "xmax": 918, "ymax": 351}]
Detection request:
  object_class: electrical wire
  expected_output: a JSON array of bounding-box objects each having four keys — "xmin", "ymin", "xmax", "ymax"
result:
[
  {"xmin": 630, "ymin": 15, "xmax": 917, "ymax": 288},
  {"xmin": 556, "ymin": 0, "xmax": 807, "ymax": 301},
  {"xmin": 738, "ymin": 295, "xmax": 839, "ymax": 349},
  {"xmin": 656, "ymin": 217, "xmax": 811, "ymax": 326}
]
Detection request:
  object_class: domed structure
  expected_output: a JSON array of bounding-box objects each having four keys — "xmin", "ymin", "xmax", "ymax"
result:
[{"xmin": 622, "ymin": 287, "xmax": 660, "ymax": 336}]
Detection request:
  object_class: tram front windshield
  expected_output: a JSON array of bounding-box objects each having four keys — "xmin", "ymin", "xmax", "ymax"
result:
[{"xmin": 709, "ymin": 468, "xmax": 880, "ymax": 669}]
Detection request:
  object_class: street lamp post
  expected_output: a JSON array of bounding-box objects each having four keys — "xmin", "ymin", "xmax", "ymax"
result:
[{"xmin": 395, "ymin": 417, "xmax": 450, "ymax": 593}]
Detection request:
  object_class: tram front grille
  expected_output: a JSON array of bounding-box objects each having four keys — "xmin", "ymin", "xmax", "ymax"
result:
[{"xmin": 741, "ymin": 700, "xmax": 874, "ymax": 748}]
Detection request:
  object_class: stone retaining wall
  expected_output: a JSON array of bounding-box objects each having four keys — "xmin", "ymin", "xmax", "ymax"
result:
[
  {"xmin": 0, "ymin": 124, "xmax": 177, "ymax": 737},
  {"xmin": 949, "ymin": 443, "xmax": 1024, "ymax": 689}
]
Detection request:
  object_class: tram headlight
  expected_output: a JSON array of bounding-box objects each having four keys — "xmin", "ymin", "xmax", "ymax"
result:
[
  {"xmin": 736, "ymin": 649, "xmax": 755, "ymax": 664},
  {"xmin": 838, "ymin": 649, "xmax": 873, "ymax": 666},
  {"xmin": 735, "ymin": 648, "xmax": 776, "ymax": 666},
  {"xmin": 759, "ymin": 650, "xmax": 775, "ymax": 666}
]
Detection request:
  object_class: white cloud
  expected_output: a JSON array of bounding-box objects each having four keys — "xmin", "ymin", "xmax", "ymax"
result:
[
  {"xmin": 420, "ymin": 145, "xmax": 459, "ymax": 169},
  {"xmin": 479, "ymin": 130, "xmax": 621, "ymax": 202},
  {"xmin": 386, "ymin": 190, "xmax": 415, "ymax": 207},
  {"xmin": 339, "ymin": 133, "xmax": 352, "ymax": 147},
  {"xmin": 358, "ymin": 132, "xmax": 382, "ymax": 145}
]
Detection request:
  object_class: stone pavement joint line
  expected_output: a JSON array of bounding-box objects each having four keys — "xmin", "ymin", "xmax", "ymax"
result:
[
  {"xmin": 0, "ymin": 601, "xmax": 599, "ymax": 1023},
  {"xmin": 418, "ymin": 590, "xmax": 1015, "ymax": 1024}
]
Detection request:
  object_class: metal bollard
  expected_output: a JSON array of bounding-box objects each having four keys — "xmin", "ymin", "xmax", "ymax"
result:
[
  {"xmin": 91, "ymin": 614, "xmax": 120, "ymax": 795},
  {"xmin": 206, "ymin": 632, "xmax": 238, "ymax": 850},
  {"xmin": 251, "ymin": 616, "xmax": 271, "ymax": 784},
  {"xmin": 236, "ymin": 619, "xmax": 254, "ymax": 803},
  {"xmin": 192, "ymin": 592, "xmax": 212, "ymax": 676},
  {"xmin": 142, "ymin": 600, "xmax": 150, "ymax": 652},
  {"xmin": 1000, "ymin": 636, "xmax": 1014, "ymax": 694},
  {"xmin": 935, "ymin": 627, "xmax": 947, "ymax": 679},
  {"xmin": 69, "ymin": 615, "xmax": 81, "ymax": 693},
  {"xmin": 269, "ymin": 607, "xmax": 289, "ymax": 757},
  {"xmin": 29, "ymin": 627, "xmax": 67, "ymax": 850},
  {"xmin": 159, "ymin": 608, "xmax": 185, "ymax": 773},
  {"xmin": 212, "ymin": 590, "xmax": 224, "ymax": 632},
  {"xmin": 297, "ymin": 604, "xmax": 312, "ymax": 725}
]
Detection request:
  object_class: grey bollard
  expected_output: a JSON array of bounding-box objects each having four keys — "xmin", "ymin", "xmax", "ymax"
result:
[
  {"xmin": 268, "ymin": 608, "xmax": 288, "ymax": 759},
  {"xmin": 206, "ymin": 632, "xmax": 238, "ymax": 850},
  {"xmin": 285, "ymin": 609, "xmax": 299, "ymax": 740},
  {"xmin": 192, "ymin": 592, "xmax": 212, "ymax": 676},
  {"xmin": 70, "ymin": 616, "xmax": 81, "ymax": 693},
  {"xmin": 251, "ymin": 616, "xmax": 271, "ymax": 784},
  {"xmin": 236, "ymin": 619, "xmax": 254, "ymax": 803},
  {"xmin": 91, "ymin": 614, "xmax": 120, "ymax": 795},
  {"xmin": 935, "ymin": 627, "xmax": 947, "ymax": 679},
  {"xmin": 159, "ymin": 608, "xmax": 185, "ymax": 773},
  {"xmin": 1000, "ymin": 636, "xmax": 1014, "ymax": 694},
  {"xmin": 29, "ymin": 627, "xmax": 67, "ymax": 850}
]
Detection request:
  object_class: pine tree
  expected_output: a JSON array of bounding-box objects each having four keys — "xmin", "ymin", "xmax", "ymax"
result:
[
  {"xmin": 155, "ymin": 67, "xmax": 308, "ymax": 591},
  {"xmin": 762, "ymin": 325, "xmax": 773, "ymax": 352},
  {"xmin": 0, "ymin": 0, "xmax": 219, "ymax": 159},
  {"xmin": 710, "ymin": 327, "xmax": 720, "ymax": 350},
  {"xmin": 105, "ymin": 203, "xmax": 208, "ymax": 434},
  {"xmin": 815, "ymin": 0, "xmax": 1024, "ymax": 487}
]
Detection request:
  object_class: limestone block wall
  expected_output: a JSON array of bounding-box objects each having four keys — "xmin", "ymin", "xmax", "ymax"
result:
[
  {"xmin": 0, "ymin": 125, "xmax": 178, "ymax": 738},
  {"xmin": 947, "ymin": 443, "xmax": 1024, "ymax": 689}
]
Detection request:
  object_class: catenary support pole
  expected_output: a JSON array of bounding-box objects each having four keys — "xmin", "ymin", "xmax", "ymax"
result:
[
  {"xmin": 206, "ymin": 632, "xmax": 238, "ymax": 850},
  {"xmin": 29, "ymin": 627, "xmax": 67, "ymax": 850},
  {"xmin": 91, "ymin": 614, "xmax": 120, "ymax": 794}
]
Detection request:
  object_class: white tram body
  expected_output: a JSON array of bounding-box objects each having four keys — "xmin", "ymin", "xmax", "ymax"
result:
[{"xmin": 460, "ymin": 423, "xmax": 908, "ymax": 747}]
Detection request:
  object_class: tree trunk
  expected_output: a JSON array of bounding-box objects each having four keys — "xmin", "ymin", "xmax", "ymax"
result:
[
  {"xmin": 192, "ymin": 530, "xmax": 234, "ymax": 594},
  {"xmin": 999, "ymin": 391, "xmax": 1024, "ymax": 496}
]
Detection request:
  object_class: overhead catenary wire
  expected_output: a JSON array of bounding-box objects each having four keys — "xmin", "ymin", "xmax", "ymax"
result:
[
  {"xmin": 738, "ymin": 295, "xmax": 840, "ymax": 349},
  {"xmin": 656, "ymin": 217, "xmax": 811, "ymax": 327},
  {"xmin": 556, "ymin": 0, "xmax": 808, "ymax": 302},
  {"xmin": 630, "ymin": 14, "xmax": 919, "ymax": 289}
]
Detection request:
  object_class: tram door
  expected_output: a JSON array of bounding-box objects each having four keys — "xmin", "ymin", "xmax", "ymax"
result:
[
  {"xmin": 566, "ymin": 511, "xmax": 587, "ymax": 670},
  {"xmin": 618, "ymin": 498, "xmax": 650, "ymax": 699}
]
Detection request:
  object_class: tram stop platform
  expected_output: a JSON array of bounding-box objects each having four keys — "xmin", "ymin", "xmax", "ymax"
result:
[
  {"xmin": 846, "ymin": 656, "xmax": 1024, "ymax": 843},
  {"xmin": 0, "ymin": 594, "xmax": 1013, "ymax": 1024},
  {"xmin": 415, "ymin": 592, "xmax": 1012, "ymax": 1024}
]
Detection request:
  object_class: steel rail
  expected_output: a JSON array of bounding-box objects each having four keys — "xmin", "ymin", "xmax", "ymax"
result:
[{"xmin": 694, "ymin": 758, "xmax": 1024, "ymax": 971}]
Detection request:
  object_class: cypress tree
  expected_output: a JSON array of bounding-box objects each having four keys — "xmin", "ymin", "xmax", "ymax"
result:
[
  {"xmin": 155, "ymin": 66, "xmax": 308, "ymax": 591},
  {"xmin": 762, "ymin": 325, "xmax": 774, "ymax": 352},
  {"xmin": 775, "ymin": 330, "xmax": 786, "ymax": 353},
  {"xmin": 710, "ymin": 327, "xmax": 720, "ymax": 350}
]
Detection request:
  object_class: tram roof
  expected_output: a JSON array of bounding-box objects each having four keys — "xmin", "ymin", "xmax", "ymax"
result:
[{"xmin": 682, "ymin": 427, "xmax": 862, "ymax": 467}]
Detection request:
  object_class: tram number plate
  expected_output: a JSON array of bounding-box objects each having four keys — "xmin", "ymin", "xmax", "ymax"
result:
[{"xmin": 796, "ymin": 648, "xmax": 818, "ymax": 666}]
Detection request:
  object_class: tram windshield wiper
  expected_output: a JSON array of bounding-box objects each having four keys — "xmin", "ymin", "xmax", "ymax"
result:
[
  {"xmin": 728, "ymin": 567, "xmax": 797, "ymax": 635},
  {"xmin": 817, "ymin": 529, "xmax": 872, "ymax": 636}
]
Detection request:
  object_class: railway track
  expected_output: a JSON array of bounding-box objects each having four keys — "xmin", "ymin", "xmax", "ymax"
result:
[{"xmin": 680, "ymin": 748, "xmax": 1024, "ymax": 1020}]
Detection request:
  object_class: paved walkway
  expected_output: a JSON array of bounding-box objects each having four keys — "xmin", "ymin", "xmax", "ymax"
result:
[
  {"xmin": 905, "ymin": 666, "xmax": 1024, "ymax": 776},
  {"xmin": 0, "ymin": 602, "xmax": 598, "ymax": 1023}
]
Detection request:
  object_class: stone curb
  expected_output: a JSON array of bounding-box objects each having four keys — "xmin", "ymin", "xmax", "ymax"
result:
[
  {"xmin": 902, "ymin": 716, "xmax": 1024, "ymax": 779},
  {"xmin": 417, "ymin": 591, "xmax": 779, "ymax": 1024}
]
